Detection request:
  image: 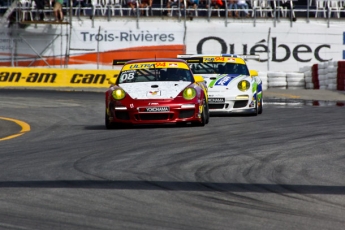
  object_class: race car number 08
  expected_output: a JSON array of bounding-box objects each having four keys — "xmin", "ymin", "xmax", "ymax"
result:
[{"xmin": 121, "ymin": 72, "xmax": 135, "ymax": 81}]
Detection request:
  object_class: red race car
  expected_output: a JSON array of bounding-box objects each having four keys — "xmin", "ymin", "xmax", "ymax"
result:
[{"xmin": 105, "ymin": 58, "xmax": 209, "ymax": 129}]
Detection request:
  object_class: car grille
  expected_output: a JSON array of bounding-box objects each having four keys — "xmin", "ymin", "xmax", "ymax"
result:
[
  {"xmin": 234, "ymin": 100, "xmax": 248, "ymax": 108},
  {"xmin": 178, "ymin": 109, "xmax": 194, "ymax": 119},
  {"xmin": 136, "ymin": 114, "xmax": 172, "ymax": 121},
  {"xmin": 115, "ymin": 111, "xmax": 130, "ymax": 120},
  {"xmin": 209, "ymin": 104, "xmax": 225, "ymax": 109}
]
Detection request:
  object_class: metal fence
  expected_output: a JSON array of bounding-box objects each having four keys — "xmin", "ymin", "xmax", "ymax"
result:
[{"xmin": 1, "ymin": 0, "xmax": 345, "ymax": 27}]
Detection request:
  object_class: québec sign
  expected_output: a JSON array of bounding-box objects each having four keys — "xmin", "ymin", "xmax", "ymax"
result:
[{"xmin": 196, "ymin": 36, "xmax": 331, "ymax": 63}]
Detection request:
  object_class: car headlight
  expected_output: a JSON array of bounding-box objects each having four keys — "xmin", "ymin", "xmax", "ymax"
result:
[
  {"xmin": 112, "ymin": 88, "xmax": 126, "ymax": 100},
  {"xmin": 238, "ymin": 80, "xmax": 250, "ymax": 91},
  {"xmin": 183, "ymin": 88, "xmax": 196, "ymax": 100}
]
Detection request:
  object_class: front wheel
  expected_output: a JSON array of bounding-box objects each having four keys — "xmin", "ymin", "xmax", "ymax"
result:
[
  {"xmin": 252, "ymin": 92, "xmax": 258, "ymax": 116},
  {"xmin": 192, "ymin": 102, "xmax": 206, "ymax": 127},
  {"xmin": 205, "ymin": 102, "xmax": 210, "ymax": 124},
  {"xmin": 105, "ymin": 110, "xmax": 114, "ymax": 129},
  {"xmin": 258, "ymin": 92, "xmax": 263, "ymax": 114},
  {"xmin": 105, "ymin": 110, "xmax": 129, "ymax": 129}
]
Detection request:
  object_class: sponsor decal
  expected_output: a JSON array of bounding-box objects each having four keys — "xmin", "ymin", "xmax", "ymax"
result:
[
  {"xmin": 203, "ymin": 57, "xmax": 236, "ymax": 63},
  {"xmin": 208, "ymin": 98, "xmax": 225, "ymax": 103},
  {"xmin": 80, "ymin": 31, "xmax": 175, "ymax": 42},
  {"xmin": 0, "ymin": 71, "xmax": 57, "ymax": 83},
  {"xmin": 71, "ymin": 73, "xmax": 107, "ymax": 84},
  {"xmin": 129, "ymin": 64, "xmax": 155, "ymax": 69},
  {"xmin": 208, "ymin": 74, "xmax": 226, "ymax": 87},
  {"xmin": 0, "ymin": 67, "xmax": 119, "ymax": 87},
  {"xmin": 156, "ymin": 62, "xmax": 166, "ymax": 67},
  {"xmin": 122, "ymin": 62, "xmax": 189, "ymax": 71},
  {"xmin": 203, "ymin": 57, "xmax": 215, "ymax": 62},
  {"xmin": 215, "ymin": 76, "xmax": 236, "ymax": 86},
  {"xmin": 139, "ymin": 107, "xmax": 170, "ymax": 112},
  {"xmin": 215, "ymin": 57, "xmax": 225, "ymax": 61},
  {"xmin": 147, "ymin": 90, "xmax": 161, "ymax": 96},
  {"xmin": 226, "ymin": 58, "xmax": 236, "ymax": 62}
]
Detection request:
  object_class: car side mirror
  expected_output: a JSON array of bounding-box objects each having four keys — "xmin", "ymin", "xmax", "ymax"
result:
[{"xmin": 249, "ymin": 70, "xmax": 258, "ymax": 77}]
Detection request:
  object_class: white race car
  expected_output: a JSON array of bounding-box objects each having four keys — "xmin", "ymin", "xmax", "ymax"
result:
[{"xmin": 178, "ymin": 54, "xmax": 263, "ymax": 115}]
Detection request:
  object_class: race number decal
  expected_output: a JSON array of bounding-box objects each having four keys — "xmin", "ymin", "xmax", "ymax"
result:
[{"xmin": 120, "ymin": 70, "xmax": 135, "ymax": 82}]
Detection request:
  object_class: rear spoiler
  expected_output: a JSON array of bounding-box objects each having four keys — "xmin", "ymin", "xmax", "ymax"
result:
[
  {"xmin": 177, "ymin": 54, "xmax": 260, "ymax": 62},
  {"xmin": 176, "ymin": 57, "xmax": 204, "ymax": 63},
  {"xmin": 112, "ymin": 60, "xmax": 132, "ymax": 65}
]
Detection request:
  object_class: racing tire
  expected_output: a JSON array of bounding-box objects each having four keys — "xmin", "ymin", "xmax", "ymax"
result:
[
  {"xmin": 252, "ymin": 92, "xmax": 258, "ymax": 116},
  {"xmin": 258, "ymin": 92, "xmax": 263, "ymax": 114},
  {"xmin": 199, "ymin": 106, "xmax": 206, "ymax": 126},
  {"xmin": 205, "ymin": 102, "xmax": 210, "ymax": 124},
  {"xmin": 192, "ymin": 102, "xmax": 206, "ymax": 127},
  {"xmin": 105, "ymin": 110, "xmax": 114, "ymax": 129},
  {"xmin": 106, "ymin": 113, "xmax": 129, "ymax": 129}
]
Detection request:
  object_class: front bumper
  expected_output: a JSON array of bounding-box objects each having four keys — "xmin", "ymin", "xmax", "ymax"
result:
[
  {"xmin": 108, "ymin": 102, "xmax": 202, "ymax": 124},
  {"xmin": 208, "ymin": 95, "xmax": 256, "ymax": 114}
]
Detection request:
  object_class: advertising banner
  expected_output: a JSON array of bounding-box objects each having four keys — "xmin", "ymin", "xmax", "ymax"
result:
[
  {"xmin": 0, "ymin": 67, "xmax": 119, "ymax": 88},
  {"xmin": 185, "ymin": 20, "xmax": 345, "ymax": 72},
  {"xmin": 0, "ymin": 18, "xmax": 344, "ymax": 72}
]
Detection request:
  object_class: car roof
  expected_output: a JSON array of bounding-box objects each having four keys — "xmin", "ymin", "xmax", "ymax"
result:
[
  {"xmin": 112, "ymin": 58, "xmax": 189, "ymax": 66},
  {"xmin": 119, "ymin": 58, "xmax": 191, "ymax": 71}
]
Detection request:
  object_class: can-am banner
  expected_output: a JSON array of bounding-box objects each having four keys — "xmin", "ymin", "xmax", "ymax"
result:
[{"xmin": 0, "ymin": 18, "xmax": 343, "ymax": 72}]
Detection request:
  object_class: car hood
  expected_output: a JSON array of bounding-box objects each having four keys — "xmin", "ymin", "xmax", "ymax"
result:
[
  {"xmin": 202, "ymin": 74, "xmax": 249, "ymax": 90},
  {"xmin": 119, "ymin": 81, "xmax": 191, "ymax": 99}
]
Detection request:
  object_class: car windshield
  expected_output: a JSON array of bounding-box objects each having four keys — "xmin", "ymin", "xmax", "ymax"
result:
[
  {"xmin": 118, "ymin": 68, "xmax": 193, "ymax": 84},
  {"xmin": 190, "ymin": 63, "xmax": 250, "ymax": 75}
]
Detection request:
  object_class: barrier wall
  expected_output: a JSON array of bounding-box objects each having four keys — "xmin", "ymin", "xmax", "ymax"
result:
[
  {"xmin": 1, "ymin": 63, "xmax": 344, "ymax": 91},
  {"xmin": 1, "ymin": 18, "xmax": 344, "ymax": 73},
  {"xmin": 0, "ymin": 67, "xmax": 119, "ymax": 88},
  {"xmin": 258, "ymin": 60, "xmax": 345, "ymax": 91}
]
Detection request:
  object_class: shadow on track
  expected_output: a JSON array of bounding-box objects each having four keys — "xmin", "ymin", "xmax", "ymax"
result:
[
  {"xmin": 1, "ymin": 180, "xmax": 344, "ymax": 194},
  {"xmin": 84, "ymin": 123, "xmax": 207, "ymax": 130}
]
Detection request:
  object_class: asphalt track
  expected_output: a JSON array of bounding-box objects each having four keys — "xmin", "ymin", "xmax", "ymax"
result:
[{"xmin": 0, "ymin": 88, "xmax": 345, "ymax": 230}]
